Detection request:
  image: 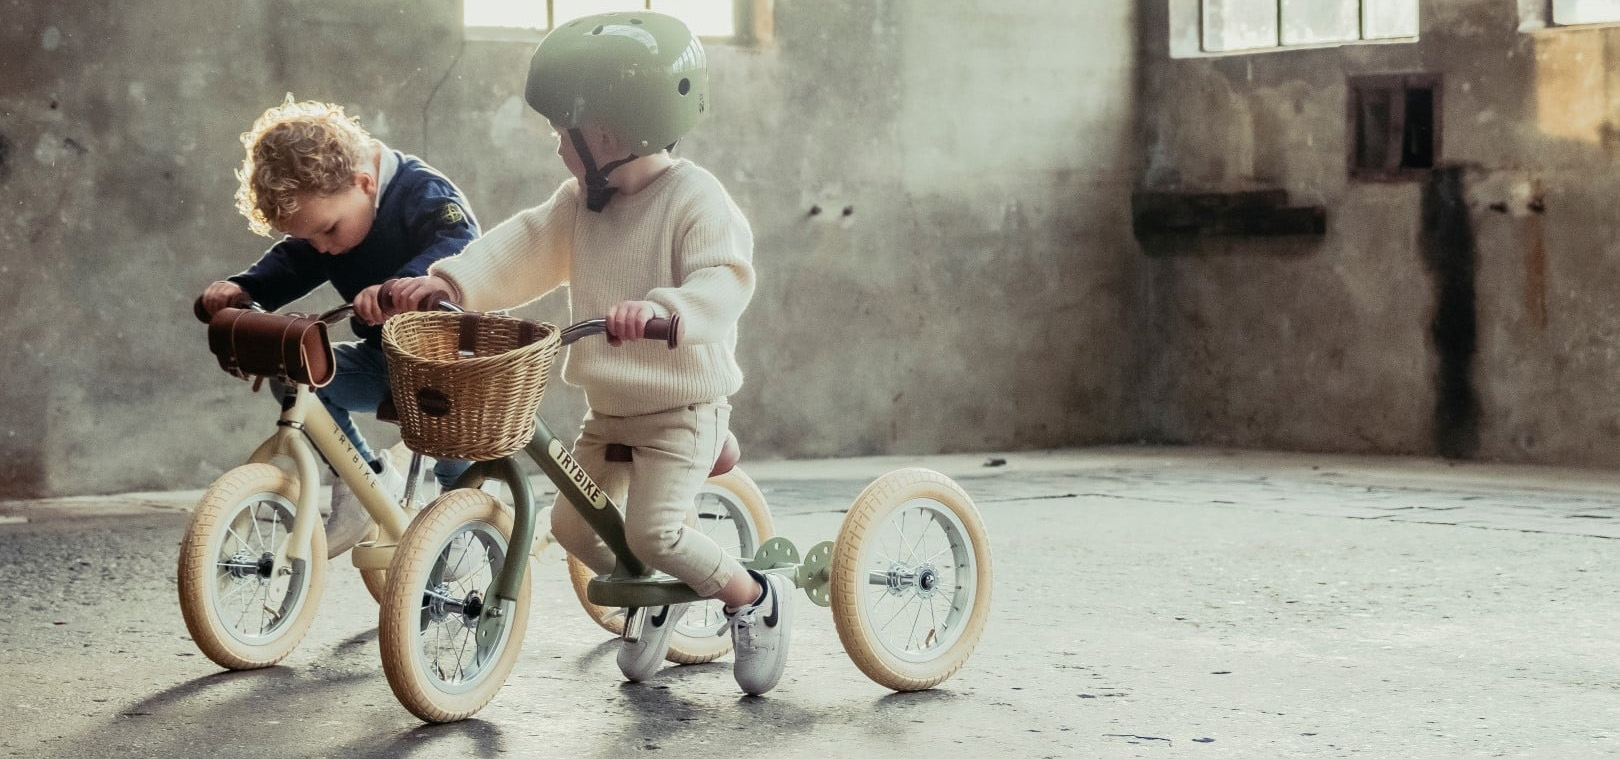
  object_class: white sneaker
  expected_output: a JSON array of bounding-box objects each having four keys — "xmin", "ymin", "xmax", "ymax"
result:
[
  {"xmin": 375, "ymin": 448, "xmax": 407, "ymax": 504},
  {"xmin": 324, "ymin": 476, "xmax": 373, "ymax": 559},
  {"xmin": 385, "ymin": 441, "xmax": 438, "ymax": 509},
  {"xmin": 726, "ymin": 570, "xmax": 794, "ymax": 695},
  {"xmin": 617, "ymin": 604, "xmax": 686, "ymax": 682}
]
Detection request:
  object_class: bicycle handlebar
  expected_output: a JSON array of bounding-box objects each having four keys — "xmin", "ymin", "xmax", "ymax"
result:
[
  {"xmin": 375, "ymin": 281, "xmax": 456, "ymax": 315},
  {"xmin": 376, "ymin": 278, "xmax": 680, "ymax": 348},
  {"xmin": 193, "ymin": 294, "xmax": 355, "ymax": 326}
]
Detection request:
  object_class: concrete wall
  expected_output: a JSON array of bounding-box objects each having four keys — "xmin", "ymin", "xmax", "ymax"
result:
[
  {"xmin": 1137, "ymin": 0, "xmax": 1620, "ymax": 466},
  {"xmin": 0, "ymin": 0, "xmax": 1139, "ymax": 497}
]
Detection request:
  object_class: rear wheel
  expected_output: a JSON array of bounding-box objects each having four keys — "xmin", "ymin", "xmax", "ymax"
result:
[
  {"xmin": 178, "ymin": 464, "xmax": 327, "ymax": 670},
  {"xmin": 379, "ymin": 489, "xmax": 531, "ymax": 723},
  {"xmin": 566, "ymin": 468, "xmax": 773, "ymax": 663},
  {"xmin": 831, "ymin": 469, "xmax": 991, "ymax": 691}
]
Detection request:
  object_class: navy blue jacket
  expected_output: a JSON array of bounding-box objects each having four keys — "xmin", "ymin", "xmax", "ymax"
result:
[{"xmin": 229, "ymin": 152, "xmax": 479, "ymax": 346}]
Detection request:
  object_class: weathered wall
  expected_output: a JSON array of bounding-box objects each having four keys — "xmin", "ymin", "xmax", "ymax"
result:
[
  {"xmin": 0, "ymin": 0, "xmax": 1139, "ymax": 497},
  {"xmin": 1137, "ymin": 0, "xmax": 1620, "ymax": 465}
]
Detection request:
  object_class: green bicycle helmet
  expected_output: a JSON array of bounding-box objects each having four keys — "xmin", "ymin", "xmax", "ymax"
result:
[{"xmin": 526, "ymin": 12, "xmax": 709, "ymax": 211}]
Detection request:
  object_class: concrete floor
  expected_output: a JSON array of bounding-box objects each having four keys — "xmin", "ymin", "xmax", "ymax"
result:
[{"xmin": 2, "ymin": 446, "xmax": 1617, "ymax": 758}]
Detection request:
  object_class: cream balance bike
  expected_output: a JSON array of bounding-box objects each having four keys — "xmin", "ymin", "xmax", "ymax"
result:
[{"xmin": 176, "ymin": 298, "xmax": 452, "ymax": 669}]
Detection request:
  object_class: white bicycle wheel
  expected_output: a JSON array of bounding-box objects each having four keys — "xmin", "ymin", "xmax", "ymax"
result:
[
  {"xmin": 379, "ymin": 489, "xmax": 531, "ymax": 723},
  {"xmin": 831, "ymin": 469, "xmax": 992, "ymax": 691},
  {"xmin": 178, "ymin": 464, "xmax": 327, "ymax": 670}
]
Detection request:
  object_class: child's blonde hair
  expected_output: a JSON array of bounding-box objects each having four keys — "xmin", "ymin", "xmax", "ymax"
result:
[{"xmin": 234, "ymin": 95, "xmax": 373, "ymax": 237}]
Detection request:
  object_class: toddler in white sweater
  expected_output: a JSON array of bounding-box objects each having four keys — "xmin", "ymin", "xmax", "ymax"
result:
[{"xmin": 383, "ymin": 11, "xmax": 793, "ymax": 696}]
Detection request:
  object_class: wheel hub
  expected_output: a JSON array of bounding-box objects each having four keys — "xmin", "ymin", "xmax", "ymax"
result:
[
  {"xmin": 881, "ymin": 561, "xmax": 941, "ymax": 599},
  {"xmin": 885, "ymin": 562, "xmax": 916, "ymax": 595},
  {"xmin": 916, "ymin": 565, "xmax": 939, "ymax": 596},
  {"xmin": 424, "ymin": 582, "xmax": 453, "ymax": 622},
  {"xmin": 423, "ymin": 582, "xmax": 485, "ymax": 626},
  {"xmin": 225, "ymin": 549, "xmax": 273, "ymax": 580}
]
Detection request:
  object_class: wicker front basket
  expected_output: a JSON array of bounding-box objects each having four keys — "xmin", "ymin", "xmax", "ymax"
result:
[{"xmin": 381, "ymin": 311, "xmax": 561, "ymax": 461}]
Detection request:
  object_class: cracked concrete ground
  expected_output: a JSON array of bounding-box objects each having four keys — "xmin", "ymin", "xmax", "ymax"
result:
[{"xmin": 2, "ymin": 446, "xmax": 1617, "ymax": 758}]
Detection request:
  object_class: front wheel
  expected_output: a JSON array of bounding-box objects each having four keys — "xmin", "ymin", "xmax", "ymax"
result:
[
  {"xmin": 379, "ymin": 488, "xmax": 531, "ymax": 723},
  {"xmin": 177, "ymin": 463, "xmax": 328, "ymax": 670},
  {"xmin": 566, "ymin": 468, "xmax": 774, "ymax": 664},
  {"xmin": 830, "ymin": 469, "xmax": 992, "ymax": 691}
]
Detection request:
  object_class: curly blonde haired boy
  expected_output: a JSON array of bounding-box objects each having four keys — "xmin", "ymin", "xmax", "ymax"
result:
[{"xmin": 200, "ymin": 95, "xmax": 483, "ymax": 554}]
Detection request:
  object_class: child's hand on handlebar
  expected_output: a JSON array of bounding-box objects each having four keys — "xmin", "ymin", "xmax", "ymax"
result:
[
  {"xmin": 605, "ymin": 300, "xmax": 660, "ymax": 346},
  {"xmin": 378, "ymin": 275, "xmax": 456, "ymax": 316},
  {"xmin": 200, "ymin": 281, "xmax": 249, "ymax": 318},
  {"xmin": 353, "ymin": 284, "xmax": 388, "ymax": 325}
]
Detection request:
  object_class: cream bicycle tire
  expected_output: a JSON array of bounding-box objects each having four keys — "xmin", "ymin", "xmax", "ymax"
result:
[
  {"xmin": 178, "ymin": 463, "xmax": 328, "ymax": 670},
  {"xmin": 831, "ymin": 468, "xmax": 992, "ymax": 691},
  {"xmin": 379, "ymin": 489, "xmax": 531, "ymax": 723}
]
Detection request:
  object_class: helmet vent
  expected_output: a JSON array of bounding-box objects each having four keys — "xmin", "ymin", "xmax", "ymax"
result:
[
  {"xmin": 592, "ymin": 25, "xmax": 604, "ymax": 34},
  {"xmin": 678, "ymin": 78, "xmax": 691, "ymax": 95},
  {"xmin": 630, "ymin": 18, "xmax": 643, "ymax": 24}
]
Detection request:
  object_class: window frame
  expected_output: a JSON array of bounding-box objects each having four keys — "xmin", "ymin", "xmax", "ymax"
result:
[
  {"xmin": 1549, "ymin": 0, "xmax": 1620, "ymax": 27},
  {"xmin": 1192, "ymin": 0, "xmax": 1419, "ymax": 56},
  {"xmin": 1520, "ymin": 0, "xmax": 1620, "ymax": 30},
  {"xmin": 463, "ymin": 0, "xmax": 773, "ymax": 45},
  {"xmin": 1347, "ymin": 72, "xmax": 1443, "ymax": 183}
]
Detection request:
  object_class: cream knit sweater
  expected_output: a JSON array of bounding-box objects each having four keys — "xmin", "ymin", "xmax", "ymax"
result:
[{"xmin": 429, "ymin": 160, "xmax": 755, "ymax": 417}]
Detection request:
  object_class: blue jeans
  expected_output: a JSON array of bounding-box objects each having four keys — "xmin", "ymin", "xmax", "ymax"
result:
[{"xmin": 280, "ymin": 340, "xmax": 471, "ymax": 489}]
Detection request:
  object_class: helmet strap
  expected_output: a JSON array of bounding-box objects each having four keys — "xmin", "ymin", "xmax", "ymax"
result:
[{"xmin": 568, "ymin": 128, "xmax": 638, "ymax": 212}]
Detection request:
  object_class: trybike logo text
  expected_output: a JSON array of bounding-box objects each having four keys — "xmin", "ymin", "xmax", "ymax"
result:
[
  {"xmin": 331, "ymin": 421, "xmax": 374, "ymax": 487},
  {"xmin": 547, "ymin": 440, "xmax": 607, "ymax": 510}
]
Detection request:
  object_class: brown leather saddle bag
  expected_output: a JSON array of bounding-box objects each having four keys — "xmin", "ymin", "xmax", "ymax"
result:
[{"xmin": 206, "ymin": 308, "xmax": 336, "ymax": 387}]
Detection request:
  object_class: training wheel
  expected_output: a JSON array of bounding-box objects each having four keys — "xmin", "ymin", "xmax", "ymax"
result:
[
  {"xmin": 829, "ymin": 468, "xmax": 993, "ymax": 691},
  {"xmin": 798, "ymin": 541, "xmax": 833, "ymax": 607}
]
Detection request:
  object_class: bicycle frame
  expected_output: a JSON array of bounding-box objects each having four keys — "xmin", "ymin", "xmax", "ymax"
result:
[
  {"xmin": 463, "ymin": 414, "xmax": 816, "ymax": 622},
  {"xmin": 245, "ymin": 383, "xmax": 412, "ymax": 572},
  {"xmin": 452, "ymin": 417, "xmax": 689, "ymax": 610}
]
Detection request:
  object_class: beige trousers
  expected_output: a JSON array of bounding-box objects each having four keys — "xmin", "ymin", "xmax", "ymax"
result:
[{"xmin": 550, "ymin": 400, "xmax": 741, "ymax": 597}]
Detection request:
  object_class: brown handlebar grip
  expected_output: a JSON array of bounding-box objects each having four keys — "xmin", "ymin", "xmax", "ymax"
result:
[
  {"xmin": 376, "ymin": 279, "xmax": 405, "ymax": 313},
  {"xmin": 642, "ymin": 314, "xmax": 681, "ymax": 349},
  {"xmin": 378, "ymin": 279, "xmax": 454, "ymax": 314}
]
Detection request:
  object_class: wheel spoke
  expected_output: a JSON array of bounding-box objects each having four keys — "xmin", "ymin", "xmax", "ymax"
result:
[
  {"xmin": 454, "ymin": 622, "xmax": 475, "ymax": 681},
  {"xmin": 233, "ymin": 582, "xmax": 259, "ymax": 631},
  {"xmin": 925, "ymin": 595, "xmax": 941, "ymax": 649},
  {"xmin": 217, "ymin": 577, "xmax": 257, "ymax": 603},
  {"xmin": 903, "ymin": 510, "xmax": 933, "ymax": 565},
  {"xmin": 878, "ymin": 592, "xmax": 914, "ymax": 632},
  {"xmin": 886, "ymin": 515, "xmax": 907, "ymax": 564},
  {"xmin": 922, "ymin": 541, "xmax": 953, "ymax": 565},
  {"xmin": 906, "ymin": 597, "xmax": 925, "ymax": 651},
  {"xmin": 250, "ymin": 503, "xmax": 266, "ymax": 546}
]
